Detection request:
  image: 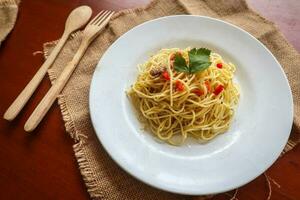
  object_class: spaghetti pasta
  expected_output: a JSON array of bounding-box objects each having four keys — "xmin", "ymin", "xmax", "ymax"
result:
[{"xmin": 127, "ymin": 48, "xmax": 240, "ymax": 145}]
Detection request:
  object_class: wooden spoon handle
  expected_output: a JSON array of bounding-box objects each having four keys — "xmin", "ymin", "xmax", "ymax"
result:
[
  {"xmin": 3, "ymin": 33, "xmax": 69, "ymax": 121},
  {"xmin": 24, "ymin": 42, "xmax": 89, "ymax": 132}
]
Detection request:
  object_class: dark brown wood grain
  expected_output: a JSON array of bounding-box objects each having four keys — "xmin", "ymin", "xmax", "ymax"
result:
[{"xmin": 0, "ymin": 0, "xmax": 299, "ymax": 199}]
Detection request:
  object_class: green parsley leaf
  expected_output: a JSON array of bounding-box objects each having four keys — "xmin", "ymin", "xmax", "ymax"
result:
[
  {"xmin": 174, "ymin": 53, "xmax": 189, "ymax": 73},
  {"xmin": 188, "ymin": 48, "xmax": 211, "ymax": 73},
  {"xmin": 189, "ymin": 62, "xmax": 211, "ymax": 73},
  {"xmin": 189, "ymin": 48, "xmax": 211, "ymax": 64},
  {"xmin": 173, "ymin": 48, "xmax": 212, "ymax": 74}
]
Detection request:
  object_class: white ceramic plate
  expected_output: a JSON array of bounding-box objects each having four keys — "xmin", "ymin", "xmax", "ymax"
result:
[{"xmin": 89, "ymin": 16, "xmax": 293, "ymax": 195}]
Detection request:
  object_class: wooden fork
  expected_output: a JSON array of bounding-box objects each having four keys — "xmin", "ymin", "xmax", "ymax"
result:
[{"xmin": 24, "ymin": 10, "xmax": 115, "ymax": 132}]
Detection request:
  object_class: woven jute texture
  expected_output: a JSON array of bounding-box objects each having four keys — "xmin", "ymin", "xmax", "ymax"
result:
[
  {"xmin": 43, "ymin": 0, "xmax": 300, "ymax": 199},
  {"xmin": 0, "ymin": 0, "xmax": 20, "ymax": 46}
]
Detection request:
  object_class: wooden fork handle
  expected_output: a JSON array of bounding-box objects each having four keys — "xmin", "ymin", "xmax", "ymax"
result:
[
  {"xmin": 24, "ymin": 42, "xmax": 89, "ymax": 132},
  {"xmin": 3, "ymin": 33, "xmax": 69, "ymax": 121}
]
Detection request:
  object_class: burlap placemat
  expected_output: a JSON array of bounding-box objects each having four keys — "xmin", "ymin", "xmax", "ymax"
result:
[
  {"xmin": 43, "ymin": 0, "xmax": 300, "ymax": 199},
  {"xmin": 0, "ymin": 0, "xmax": 20, "ymax": 46}
]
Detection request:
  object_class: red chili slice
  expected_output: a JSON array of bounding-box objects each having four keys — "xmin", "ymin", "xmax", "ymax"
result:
[
  {"xmin": 175, "ymin": 80, "xmax": 184, "ymax": 91},
  {"xmin": 192, "ymin": 89, "xmax": 204, "ymax": 96},
  {"xmin": 216, "ymin": 63, "xmax": 223, "ymax": 69},
  {"xmin": 213, "ymin": 84, "xmax": 224, "ymax": 95},
  {"xmin": 162, "ymin": 70, "xmax": 170, "ymax": 80}
]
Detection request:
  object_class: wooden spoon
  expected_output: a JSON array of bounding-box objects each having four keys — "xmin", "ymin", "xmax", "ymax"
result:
[{"xmin": 3, "ymin": 5, "xmax": 92, "ymax": 121}]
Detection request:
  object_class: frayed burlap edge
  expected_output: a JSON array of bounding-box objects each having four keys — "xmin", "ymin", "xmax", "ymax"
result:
[
  {"xmin": 43, "ymin": 40, "xmax": 103, "ymax": 198},
  {"xmin": 110, "ymin": 0, "xmax": 159, "ymax": 20},
  {"xmin": 74, "ymin": 142, "xmax": 105, "ymax": 198},
  {"xmin": 282, "ymin": 139, "xmax": 299, "ymax": 155}
]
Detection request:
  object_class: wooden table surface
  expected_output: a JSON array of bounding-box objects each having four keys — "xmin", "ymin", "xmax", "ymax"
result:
[{"xmin": 0, "ymin": 0, "xmax": 299, "ymax": 199}]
